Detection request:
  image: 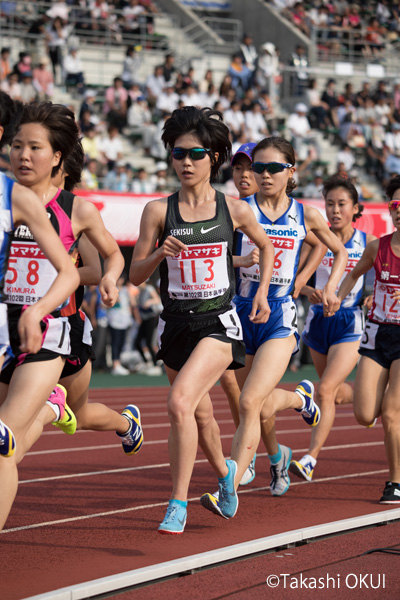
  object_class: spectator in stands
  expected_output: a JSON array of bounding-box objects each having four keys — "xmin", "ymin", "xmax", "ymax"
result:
[
  {"xmin": 63, "ymin": 46, "xmax": 85, "ymax": 94},
  {"xmin": 99, "ymin": 124, "xmax": 124, "ymax": 170},
  {"xmin": 356, "ymin": 80, "xmax": 373, "ymax": 107},
  {"xmin": 122, "ymin": 0, "xmax": 145, "ymax": 35},
  {"xmin": 145, "ymin": 64, "xmax": 166, "ymax": 108},
  {"xmin": 336, "ymin": 143, "xmax": 356, "ymax": 173},
  {"xmin": 198, "ymin": 69, "xmax": 214, "ymax": 94},
  {"xmin": 162, "ymin": 53, "xmax": 176, "ymax": 85},
  {"xmin": 150, "ymin": 161, "xmax": 169, "ymax": 193},
  {"xmin": 258, "ymin": 89, "xmax": 277, "ymax": 132},
  {"xmin": 82, "ymin": 124, "xmax": 101, "ymax": 162},
  {"xmin": 127, "ymin": 96, "xmax": 155, "ymax": 151},
  {"xmin": 365, "ymin": 17, "xmax": 387, "ymax": 57},
  {"xmin": 384, "ymin": 122, "xmax": 400, "ymax": 156},
  {"xmin": 107, "ymin": 277, "xmax": 134, "ymax": 376},
  {"xmin": 256, "ymin": 42, "xmax": 280, "ymax": 96},
  {"xmin": 0, "ymin": 71, "xmax": 22, "ymax": 100},
  {"xmin": 228, "ymin": 53, "xmax": 251, "ymax": 92},
  {"xmin": 290, "ymin": 3, "xmax": 310, "ymax": 37},
  {"xmin": 320, "ymin": 78, "xmax": 339, "ymax": 128},
  {"xmin": 0, "ymin": 48, "xmax": 11, "ymax": 82},
  {"xmin": 131, "ymin": 167, "xmax": 155, "ymax": 194},
  {"xmin": 239, "ymin": 34, "xmax": 258, "ymax": 84},
  {"xmin": 19, "ymin": 72, "xmax": 38, "ymax": 104},
  {"xmin": 306, "ymin": 78, "xmax": 329, "ymax": 131},
  {"xmin": 122, "ymin": 45, "xmax": 142, "ymax": 87},
  {"xmin": 287, "ymin": 102, "xmax": 319, "ymax": 160},
  {"xmin": 301, "ymin": 170, "xmax": 324, "ymax": 199},
  {"xmin": 180, "ymin": 84, "xmax": 202, "ymax": 108},
  {"xmin": 156, "ymin": 83, "xmax": 179, "ymax": 116},
  {"xmin": 14, "ymin": 51, "xmax": 33, "ymax": 80},
  {"xmin": 104, "ymin": 160, "xmax": 130, "ymax": 192},
  {"xmin": 374, "ymin": 79, "xmax": 390, "ymax": 103},
  {"xmin": 104, "ymin": 76, "xmax": 128, "ymax": 131},
  {"xmin": 200, "ymin": 82, "xmax": 219, "ymax": 109},
  {"xmin": 33, "ymin": 56, "xmax": 54, "ymax": 100},
  {"xmin": 224, "ymin": 99, "xmax": 245, "ymax": 142},
  {"xmin": 375, "ymin": 96, "xmax": 391, "ymax": 128},
  {"xmin": 289, "ymin": 44, "xmax": 309, "ymax": 96},
  {"xmin": 45, "ymin": 16, "xmax": 69, "ymax": 82},
  {"xmin": 81, "ymin": 158, "xmax": 100, "ymax": 190},
  {"xmin": 245, "ymin": 102, "xmax": 269, "ymax": 142},
  {"xmin": 240, "ymin": 87, "xmax": 256, "ymax": 112},
  {"xmin": 79, "ymin": 88, "xmax": 97, "ymax": 120}
]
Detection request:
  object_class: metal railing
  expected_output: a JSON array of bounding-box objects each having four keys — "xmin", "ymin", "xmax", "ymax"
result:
[{"xmin": 309, "ymin": 26, "xmax": 391, "ymax": 65}]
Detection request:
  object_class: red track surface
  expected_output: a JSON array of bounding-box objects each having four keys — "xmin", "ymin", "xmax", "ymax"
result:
[{"xmin": 2, "ymin": 384, "xmax": 399, "ymax": 599}]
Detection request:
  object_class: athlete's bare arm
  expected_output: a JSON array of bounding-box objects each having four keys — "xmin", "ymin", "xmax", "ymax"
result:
[
  {"xmin": 129, "ymin": 199, "xmax": 187, "ymax": 286},
  {"xmin": 71, "ymin": 196, "xmax": 124, "ymax": 307},
  {"xmin": 337, "ymin": 239, "xmax": 379, "ymax": 305},
  {"xmin": 11, "ymin": 183, "xmax": 80, "ymax": 353},
  {"xmin": 227, "ymin": 196, "xmax": 274, "ymax": 323},
  {"xmin": 77, "ymin": 234, "xmax": 102, "ymax": 286},
  {"xmin": 304, "ymin": 205, "xmax": 348, "ymax": 316},
  {"xmin": 293, "ymin": 231, "xmax": 327, "ymax": 299}
]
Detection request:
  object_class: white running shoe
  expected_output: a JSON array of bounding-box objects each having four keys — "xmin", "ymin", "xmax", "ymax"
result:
[{"xmin": 270, "ymin": 445, "xmax": 292, "ymax": 496}]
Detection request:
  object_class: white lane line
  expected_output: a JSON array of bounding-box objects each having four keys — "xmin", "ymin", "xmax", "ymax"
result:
[
  {"xmin": 21, "ymin": 506, "xmax": 400, "ymax": 600},
  {"xmin": 25, "ymin": 424, "xmax": 381, "ymax": 456},
  {"xmin": 20, "ymin": 441, "xmax": 384, "ymax": 484},
  {"xmin": 2, "ymin": 468, "xmax": 389, "ymax": 535}
]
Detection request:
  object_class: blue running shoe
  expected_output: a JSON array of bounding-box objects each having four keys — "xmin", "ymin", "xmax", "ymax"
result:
[
  {"xmin": 270, "ymin": 445, "xmax": 292, "ymax": 496},
  {"xmin": 118, "ymin": 404, "xmax": 143, "ymax": 454},
  {"xmin": 239, "ymin": 453, "xmax": 256, "ymax": 486},
  {"xmin": 218, "ymin": 459, "xmax": 238, "ymax": 519},
  {"xmin": 158, "ymin": 500, "xmax": 187, "ymax": 535},
  {"xmin": 0, "ymin": 418, "xmax": 16, "ymax": 457},
  {"xmin": 200, "ymin": 491, "xmax": 224, "ymax": 518},
  {"xmin": 289, "ymin": 458, "xmax": 314, "ymax": 482},
  {"xmin": 294, "ymin": 380, "xmax": 320, "ymax": 427}
]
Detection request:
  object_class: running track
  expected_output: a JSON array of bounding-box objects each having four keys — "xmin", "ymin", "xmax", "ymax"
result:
[{"xmin": 2, "ymin": 384, "xmax": 400, "ymax": 599}]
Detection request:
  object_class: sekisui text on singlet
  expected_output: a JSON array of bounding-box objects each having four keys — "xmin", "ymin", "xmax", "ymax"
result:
[
  {"xmin": 315, "ymin": 228, "xmax": 367, "ymax": 308},
  {"xmin": 0, "ymin": 173, "xmax": 15, "ymax": 303},
  {"xmin": 369, "ymin": 233, "xmax": 400, "ymax": 325},
  {"xmin": 158, "ymin": 191, "xmax": 236, "ymax": 314},
  {"xmin": 4, "ymin": 189, "xmax": 78, "ymax": 315},
  {"xmin": 234, "ymin": 195, "xmax": 306, "ymax": 300}
]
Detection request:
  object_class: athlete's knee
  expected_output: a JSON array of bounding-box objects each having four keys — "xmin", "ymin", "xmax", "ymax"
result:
[
  {"xmin": 167, "ymin": 391, "xmax": 193, "ymax": 424},
  {"xmin": 317, "ymin": 381, "xmax": 336, "ymax": 405},
  {"xmin": 353, "ymin": 403, "xmax": 375, "ymax": 427},
  {"xmin": 239, "ymin": 393, "xmax": 261, "ymax": 420},
  {"xmin": 381, "ymin": 405, "xmax": 400, "ymax": 430}
]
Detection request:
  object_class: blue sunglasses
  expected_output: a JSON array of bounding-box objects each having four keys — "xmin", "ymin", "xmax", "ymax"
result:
[
  {"xmin": 171, "ymin": 147, "xmax": 212, "ymax": 161},
  {"xmin": 251, "ymin": 162, "xmax": 293, "ymax": 174}
]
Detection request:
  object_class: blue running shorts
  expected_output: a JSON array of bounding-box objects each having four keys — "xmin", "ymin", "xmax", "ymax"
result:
[
  {"xmin": 302, "ymin": 305, "xmax": 364, "ymax": 355},
  {"xmin": 235, "ymin": 295, "xmax": 299, "ymax": 356}
]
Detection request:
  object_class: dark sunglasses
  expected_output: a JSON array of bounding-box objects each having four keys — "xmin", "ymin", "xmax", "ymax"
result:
[
  {"xmin": 171, "ymin": 147, "xmax": 212, "ymax": 161},
  {"xmin": 389, "ymin": 199, "xmax": 400, "ymax": 211},
  {"xmin": 251, "ymin": 162, "xmax": 293, "ymax": 174}
]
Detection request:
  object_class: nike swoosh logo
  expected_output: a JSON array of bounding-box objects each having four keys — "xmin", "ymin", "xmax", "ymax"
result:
[{"xmin": 201, "ymin": 225, "xmax": 220, "ymax": 234}]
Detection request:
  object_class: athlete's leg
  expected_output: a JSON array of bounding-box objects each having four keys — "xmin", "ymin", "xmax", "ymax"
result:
[
  {"xmin": 308, "ymin": 341, "xmax": 360, "ymax": 459},
  {"xmin": 334, "ymin": 382, "xmax": 354, "ymax": 405},
  {"xmin": 353, "ymin": 356, "xmax": 388, "ymax": 427},
  {"xmin": 220, "ymin": 369, "xmax": 242, "ymax": 427},
  {"xmin": 195, "ymin": 392, "xmax": 227, "ymax": 473},
  {"xmin": 231, "ymin": 336, "xmax": 299, "ymax": 486},
  {"xmin": 381, "ymin": 359, "xmax": 400, "ymax": 482},
  {"xmin": 165, "ymin": 337, "xmax": 234, "ymax": 501},
  {"xmin": 0, "ymin": 358, "xmax": 64, "ymax": 530},
  {"xmin": 60, "ymin": 362, "xmax": 129, "ymax": 433}
]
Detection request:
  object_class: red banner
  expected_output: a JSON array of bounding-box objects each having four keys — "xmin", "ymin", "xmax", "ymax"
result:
[{"xmin": 78, "ymin": 190, "xmax": 394, "ymax": 245}]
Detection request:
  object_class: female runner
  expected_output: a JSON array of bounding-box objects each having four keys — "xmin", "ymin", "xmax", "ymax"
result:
[
  {"xmin": 0, "ymin": 92, "xmax": 79, "ymax": 458},
  {"xmin": 290, "ymin": 176, "xmax": 375, "ymax": 482},
  {"xmin": 336, "ymin": 175, "xmax": 400, "ymax": 503},
  {"xmin": 202, "ymin": 137, "xmax": 348, "ymax": 520},
  {"xmin": 15, "ymin": 142, "xmax": 142, "ymax": 460},
  {"xmin": 130, "ymin": 106, "xmax": 275, "ymax": 534},
  {"xmin": 0, "ymin": 102, "xmax": 140, "ymax": 530}
]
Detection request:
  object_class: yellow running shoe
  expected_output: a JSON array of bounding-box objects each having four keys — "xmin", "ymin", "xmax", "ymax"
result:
[{"xmin": 48, "ymin": 384, "xmax": 77, "ymax": 435}]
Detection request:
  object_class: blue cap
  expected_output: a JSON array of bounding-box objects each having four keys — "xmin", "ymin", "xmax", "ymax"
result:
[{"xmin": 231, "ymin": 142, "xmax": 257, "ymax": 165}]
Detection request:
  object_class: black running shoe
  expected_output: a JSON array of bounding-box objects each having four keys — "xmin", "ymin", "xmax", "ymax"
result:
[{"xmin": 379, "ymin": 481, "xmax": 400, "ymax": 504}]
